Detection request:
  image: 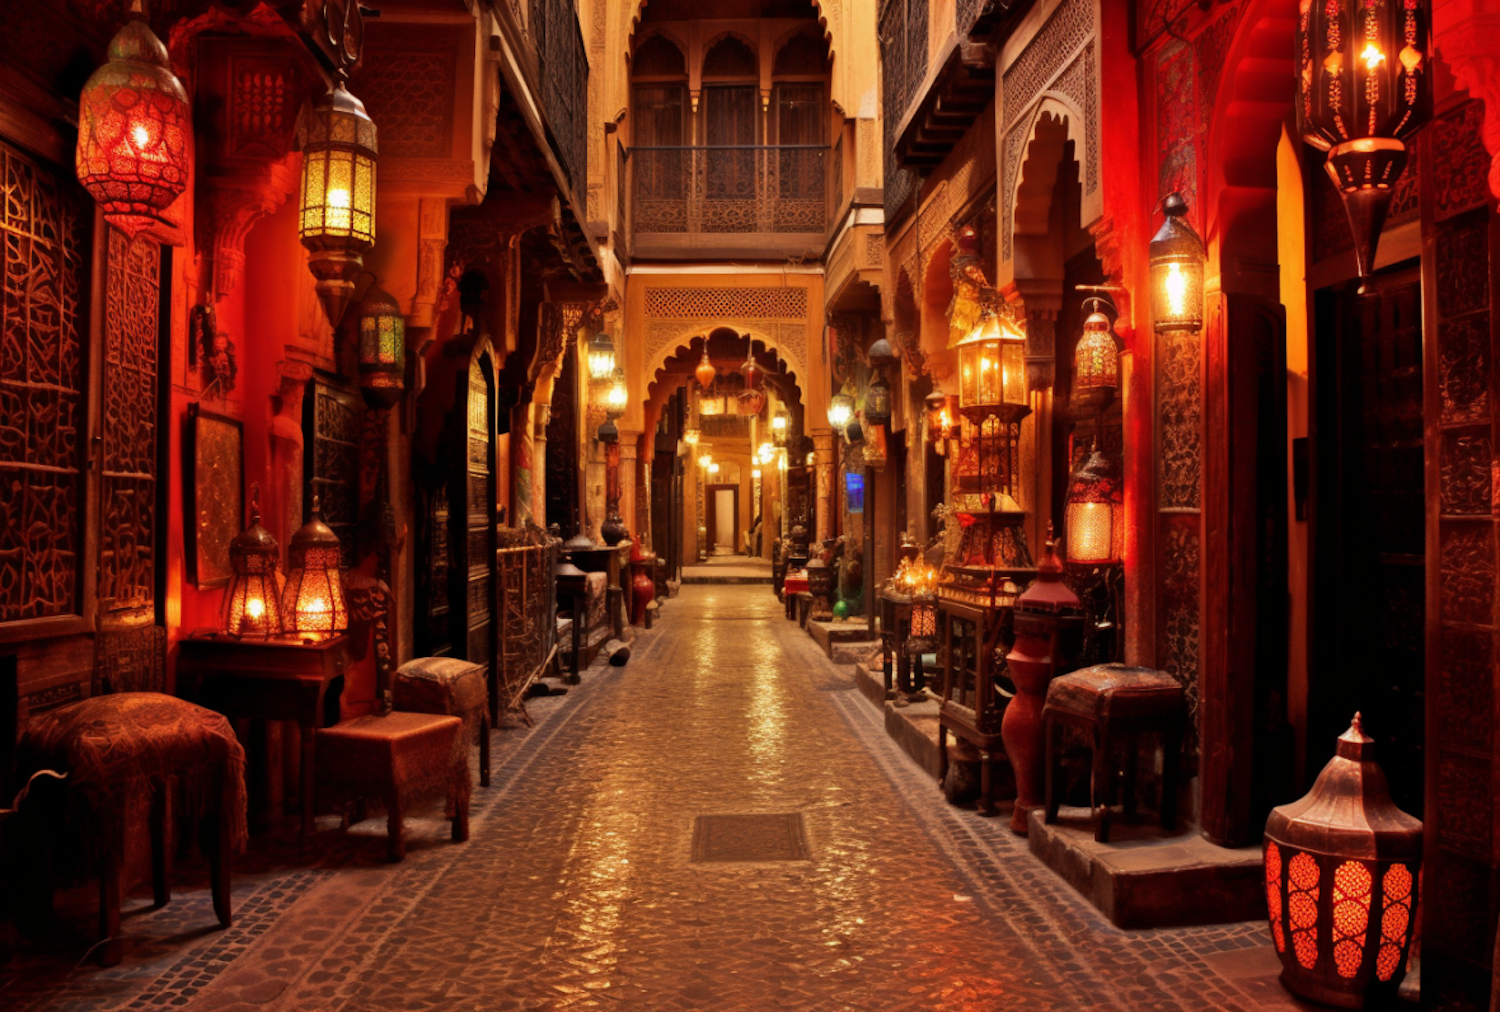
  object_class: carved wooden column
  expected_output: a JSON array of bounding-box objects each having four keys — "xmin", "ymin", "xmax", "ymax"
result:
[
  {"xmin": 619, "ymin": 435, "xmax": 640, "ymax": 541},
  {"xmin": 1434, "ymin": 2, "xmax": 1500, "ymax": 198},
  {"xmin": 814, "ymin": 430, "xmax": 836, "ymax": 542},
  {"xmin": 532, "ymin": 405, "xmax": 550, "ymax": 530},
  {"xmin": 511, "ymin": 402, "xmax": 535, "ymax": 528}
]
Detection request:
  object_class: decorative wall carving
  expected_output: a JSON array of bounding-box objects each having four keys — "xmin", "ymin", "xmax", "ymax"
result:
[
  {"xmin": 1439, "ymin": 314, "xmax": 1490, "ymax": 426},
  {"xmin": 1157, "ymin": 327, "xmax": 1201, "ymax": 510},
  {"xmin": 0, "ymin": 139, "xmax": 89, "ymax": 624},
  {"xmin": 645, "ymin": 287, "xmax": 807, "ymax": 318},
  {"xmin": 1160, "ymin": 516, "xmax": 1200, "ymax": 754},
  {"xmin": 1437, "ymin": 628, "xmax": 1494, "ymax": 749},
  {"xmin": 1440, "ymin": 431, "xmax": 1491, "ymax": 515},
  {"xmin": 1431, "ymin": 101, "xmax": 1493, "ymax": 221},
  {"xmin": 1437, "ymin": 213, "xmax": 1491, "ymax": 319},
  {"xmin": 1439, "ymin": 522, "xmax": 1494, "ymax": 627},
  {"xmin": 356, "ymin": 41, "xmax": 457, "ymax": 160}
]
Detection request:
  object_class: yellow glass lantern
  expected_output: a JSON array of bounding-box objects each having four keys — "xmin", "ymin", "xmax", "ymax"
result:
[
  {"xmin": 1064, "ymin": 448, "xmax": 1124, "ymax": 565},
  {"xmin": 281, "ymin": 496, "xmax": 348, "ymax": 639},
  {"xmin": 587, "ymin": 332, "xmax": 616, "ymax": 382},
  {"xmin": 827, "ymin": 392, "xmax": 855, "ymax": 432},
  {"xmin": 1149, "ymin": 193, "xmax": 1205, "ymax": 333},
  {"xmin": 298, "ymin": 82, "xmax": 378, "ymax": 327},
  {"xmin": 957, "ymin": 309, "xmax": 1027, "ymax": 420},
  {"xmin": 606, "ymin": 367, "xmax": 628, "ymax": 419},
  {"xmin": 771, "ymin": 406, "xmax": 790, "ymax": 446},
  {"xmin": 223, "ymin": 484, "xmax": 283, "ymax": 639},
  {"xmin": 1072, "ymin": 302, "xmax": 1120, "ymax": 416}
]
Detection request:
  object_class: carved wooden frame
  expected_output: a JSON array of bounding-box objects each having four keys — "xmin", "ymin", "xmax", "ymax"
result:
[{"xmin": 185, "ymin": 404, "xmax": 245, "ymax": 589}]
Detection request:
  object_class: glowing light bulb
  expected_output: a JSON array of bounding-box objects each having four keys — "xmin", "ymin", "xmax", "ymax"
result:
[
  {"xmin": 131, "ymin": 123, "xmax": 151, "ymax": 150},
  {"xmin": 327, "ymin": 187, "xmax": 352, "ymax": 231},
  {"xmin": 307, "ymin": 597, "xmax": 329, "ymax": 614},
  {"xmin": 246, "ymin": 598, "xmax": 265, "ymax": 620},
  {"xmin": 1361, "ymin": 43, "xmax": 1385, "ymax": 72},
  {"xmin": 1164, "ymin": 262, "xmax": 1188, "ymax": 318}
]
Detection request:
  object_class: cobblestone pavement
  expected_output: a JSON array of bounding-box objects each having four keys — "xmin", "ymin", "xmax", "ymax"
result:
[{"xmin": 7, "ymin": 586, "xmax": 1320, "ymax": 1011}]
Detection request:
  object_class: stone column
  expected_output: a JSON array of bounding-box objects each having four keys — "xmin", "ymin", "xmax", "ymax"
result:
[
  {"xmin": 619, "ymin": 435, "xmax": 639, "ymax": 541},
  {"xmin": 813, "ymin": 430, "xmax": 835, "ymax": 543}
]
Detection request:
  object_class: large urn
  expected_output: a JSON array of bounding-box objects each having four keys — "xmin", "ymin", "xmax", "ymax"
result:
[
  {"xmin": 1001, "ymin": 535, "xmax": 1082, "ymax": 834},
  {"xmin": 629, "ymin": 541, "xmax": 655, "ymax": 626}
]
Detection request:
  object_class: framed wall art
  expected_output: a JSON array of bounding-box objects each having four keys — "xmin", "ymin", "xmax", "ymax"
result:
[{"xmin": 185, "ymin": 404, "xmax": 244, "ymax": 588}]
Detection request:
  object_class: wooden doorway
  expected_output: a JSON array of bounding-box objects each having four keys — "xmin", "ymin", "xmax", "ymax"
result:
[
  {"xmin": 705, "ymin": 483, "xmax": 740, "ymax": 554},
  {"xmin": 1311, "ymin": 263, "xmax": 1425, "ymax": 812}
]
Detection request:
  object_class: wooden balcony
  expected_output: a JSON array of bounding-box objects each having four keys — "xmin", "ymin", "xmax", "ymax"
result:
[{"xmin": 622, "ymin": 145, "xmax": 831, "ymax": 261}]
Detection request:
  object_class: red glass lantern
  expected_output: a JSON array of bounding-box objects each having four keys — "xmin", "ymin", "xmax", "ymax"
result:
[
  {"xmin": 1264, "ymin": 714, "xmax": 1422, "ymax": 1007},
  {"xmin": 223, "ymin": 485, "xmax": 283, "ymax": 639},
  {"xmin": 1064, "ymin": 448, "xmax": 1124, "ymax": 565},
  {"xmin": 76, "ymin": 5, "xmax": 191, "ymax": 239},
  {"xmin": 1298, "ymin": 0, "xmax": 1431, "ymax": 279},
  {"xmin": 695, "ymin": 347, "xmax": 716, "ymax": 391},
  {"xmin": 280, "ymin": 496, "xmax": 349, "ymax": 639},
  {"xmin": 1072, "ymin": 305, "xmax": 1119, "ymax": 417}
]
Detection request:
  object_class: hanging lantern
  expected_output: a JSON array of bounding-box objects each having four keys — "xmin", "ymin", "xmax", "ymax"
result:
[
  {"xmin": 1265, "ymin": 715, "xmax": 1422, "ymax": 1007},
  {"xmin": 827, "ymin": 392, "xmax": 855, "ymax": 432},
  {"xmin": 223, "ymin": 484, "xmax": 283, "ymax": 640},
  {"xmin": 281, "ymin": 496, "xmax": 349, "ymax": 639},
  {"xmin": 75, "ymin": 2, "xmax": 192, "ymax": 239},
  {"xmin": 925, "ymin": 388, "xmax": 956, "ymax": 444},
  {"xmin": 771, "ymin": 406, "xmax": 790, "ymax": 446},
  {"xmin": 1149, "ymin": 194, "xmax": 1205, "ymax": 333},
  {"xmin": 299, "ymin": 82, "xmax": 378, "ymax": 327},
  {"xmin": 355, "ymin": 281, "xmax": 405, "ymax": 410},
  {"xmin": 695, "ymin": 347, "xmax": 717, "ymax": 391},
  {"xmin": 739, "ymin": 346, "xmax": 761, "ymax": 389},
  {"xmin": 1064, "ymin": 447, "xmax": 1124, "ymax": 565},
  {"xmin": 606, "ymin": 367, "xmax": 628, "ymax": 419},
  {"xmin": 588, "ymin": 332, "xmax": 616, "ymax": 382},
  {"xmin": 683, "ymin": 428, "xmax": 700, "ymax": 448},
  {"xmin": 1298, "ymin": 0, "xmax": 1431, "ymax": 280},
  {"xmin": 1072, "ymin": 303, "xmax": 1120, "ymax": 416},
  {"xmin": 737, "ymin": 386, "xmax": 767, "ymax": 417},
  {"xmin": 865, "ymin": 374, "xmax": 892, "ymax": 428},
  {"xmin": 868, "ymin": 335, "xmax": 899, "ymax": 370},
  {"xmin": 957, "ymin": 308, "xmax": 1028, "ymax": 421}
]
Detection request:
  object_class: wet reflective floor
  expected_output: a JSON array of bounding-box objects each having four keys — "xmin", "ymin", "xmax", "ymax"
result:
[{"xmin": 11, "ymin": 586, "xmax": 1294, "ymax": 1011}]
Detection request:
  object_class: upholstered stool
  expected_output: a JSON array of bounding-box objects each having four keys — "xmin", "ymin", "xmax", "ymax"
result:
[
  {"xmin": 19, "ymin": 693, "xmax": 247, "ymax": 966},
  {"xmin": 1043, "ymin": 664, "xmax": 1186, "ymax": 843},
  {"xmin": 316, "ymin": 712, "xmax": 470, "ymax": 862},
  {"xmin": 394, "ymin": 657, "xmax": 490, "ymax": 787}
]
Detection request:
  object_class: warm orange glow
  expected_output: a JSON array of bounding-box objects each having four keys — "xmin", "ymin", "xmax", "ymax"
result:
[
  {"xmin": 1065, "ymin": 502, "xmax": 1114, "ymax": 562},
  {"xmin": 1164, "ymin": 263, "xmax": 1188, "ymax": 318},
  {"xmin": 1361, "ymin": 43, "xmax": 1386, "ymax": 72},
  {"xmin": 246, "ymin": 598, "xmax": 265, "ymax": 620}
]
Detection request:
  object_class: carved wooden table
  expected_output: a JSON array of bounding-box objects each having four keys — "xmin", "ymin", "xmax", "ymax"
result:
[{"xmin": 177, "ymin": 634, "xmax": 353, "ymax": 839}]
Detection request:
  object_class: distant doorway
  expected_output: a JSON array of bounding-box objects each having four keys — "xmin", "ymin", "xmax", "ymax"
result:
[{"xmin": 706, "ymin": 484, "xmax": 740, "ymax": 554}]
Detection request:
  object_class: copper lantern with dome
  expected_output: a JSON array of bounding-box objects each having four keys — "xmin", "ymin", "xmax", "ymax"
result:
[
  {"xmin": 223, "ymin": 485, "xmax": 283, "ymax": 639},
  {"xmin": 281, "ymin": 496, "xmax": 349, "ymax": 639}
]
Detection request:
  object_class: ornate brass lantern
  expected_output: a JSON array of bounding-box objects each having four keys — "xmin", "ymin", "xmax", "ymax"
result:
[
  {"xmin": 1298, "ymin": 0, "xmax": 1430, "ymax": 280},
  {"xmin": 1265, "ymin": 715, "xmax": 1422, "ymax": 1007},
  {"xmin": 605, "ymin": 367, "xmax": 628, "ymax": 419},
  {"xmin": 298, "ymin": 82, "xmax": 378, "ymax": 326},
  {"xmin": 76, "ymin": 2, "xmax": 191, "ymax": 239},
  {"xmin": 1072, "ymin": 301, "xmax": 1120, "ymax": 416},
  {"xmin": 223, "ymin": 485, "xmax": 283, "ymax": 639},
  {"xmin": 695, "ymin": 347, "xmax": 716, "ymax": 391},
  {"xmin": 865, "ymin": 374, "xmax": 892, "ymax": 428},
  {"xmin": 1065, "ymin": 447, "xmax": 1124, "ymax": 565},
  {"xmin": 281, "ymin": 496, "xmax": 349, "ymax": 639},
  {"xmin": 827, "ymin": 392, "xmax": 855, "ymax": 433},
  {"xmin": 1149, "ymin": 194, "xmax": 1204, "ymax": 333},
  {"xmin": 587, "ymin": 332, "xmax": 616, "ymax": 382},
  {"xmin": 355, "ymin": 281, "xmax": 405, "ymax": 410}
]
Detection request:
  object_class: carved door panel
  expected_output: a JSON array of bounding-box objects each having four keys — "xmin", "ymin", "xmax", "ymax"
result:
[
  {"xmin": 455, "ymin": 357, "xmax": 495, "ymax": 678},
  {"xmin": 1312, "ymin": 265, "xmax": 1425, "ymax": 812},
  {"xmin": 418, "ymin": 481, "xmax": 453, "ymax": 657},
  {"xmin": 305, "ymin": 379, "xmax": 361, "ymax": 569},
  {"xmin": 95, "ymin": 229, "xmax": 166, "ymax": 694}
]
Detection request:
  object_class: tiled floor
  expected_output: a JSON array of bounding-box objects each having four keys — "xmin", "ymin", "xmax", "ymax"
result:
[
  {"xmin": 681, "ymin": 555, "xmax": 772, "ymax": 582},
  {"xmin": 6, "ymin": 586, "xmax": 1330, "ymax": 1010}
]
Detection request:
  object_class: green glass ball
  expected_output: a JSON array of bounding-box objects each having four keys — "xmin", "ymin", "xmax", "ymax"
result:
[{"xmin": 832, "ymin": 600, "xmax": 849, "ymax": 620}]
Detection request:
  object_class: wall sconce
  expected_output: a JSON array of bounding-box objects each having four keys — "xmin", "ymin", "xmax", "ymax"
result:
[
  {"xmin": 925, "ymin": 388, "xmax": 955, "ymax": 445},
  {"xmin": 1149, "ymin": 193, "xmax": 1204, "ymax": 333},
  {"xmin": 223, "ymin": 484, "xmax": 283, "ymax": 640},
  {"xmin": 298, "ymin": 81, "xmax": 378, "ymax": 327},
  {"xmin": 827, "ymin": 392, "xmax": 855, "ymax": 433},
  {"xmin": 281, "ymin": 496, "xmax": 349, "ymax": 639},
  {"xmin": 752, "ymin": 467, "xmax": 762, "ymax": 479},
  {"xmin": 75, "ymin": 1, "xmax": 190, "ymax": 239},
  {"xmin": 588, "ymin": 332, "xmax": 616, "ymax": 382},
  {"xmin": 355, "ymin": 279, "xmax": 405, "ymax": 410},
  {"xmin": 1298, "ymin": 0, "xmax": 1430, "ymax": 280},
  {"xmin": 1265, "ymin": 715, "xmax": 1422, "ymax": 1006}
]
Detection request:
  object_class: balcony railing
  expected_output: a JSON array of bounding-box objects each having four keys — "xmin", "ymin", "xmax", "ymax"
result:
[
  {"xmin": 626, "ymin": 145, "xmax": 830, "ymax": 237},
  {"xmin": 530, "ymin": 0, "xmax": 588, "ymax": 193}
]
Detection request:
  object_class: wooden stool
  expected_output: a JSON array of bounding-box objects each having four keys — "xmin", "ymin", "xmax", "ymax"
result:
[
  {"xmin": 316, "ymin": 712, "xmax": 470, "ymax": 862},
  {"xmin": 1043, "ymin": 664, "xmax": 1186, "ymax": 843},
  {"xmin": 19, "ymin": 693, "xmax": 247, "ymax": 966},
  {"xmin": 394, "ymin": 657, "xmax": 491, "ymax": 787}
]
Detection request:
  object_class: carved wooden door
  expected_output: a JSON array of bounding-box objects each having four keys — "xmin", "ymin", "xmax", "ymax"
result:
[
  {"xmin": 458, "ymin": 356, "xmax": 495, "ymax": 677},
  {"xmin": 1312, "ymin": 266, "xmax": 1425, "ymax": 812},
  {"xmin": 305, "ymin": 378, "xmax": 361, "ymax": 568}
]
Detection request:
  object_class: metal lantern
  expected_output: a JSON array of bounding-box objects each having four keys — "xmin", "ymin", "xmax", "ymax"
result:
[
  {"xmin": 868, "ymin": 335, "xmax": 898, "ymax": 370},
  {"xmin": 298, "ymin": 82, "xmax": 378, "ymax": 327},
  {"xmin": 695, "ymin": 348, "xmax": 717, "ymax": 391},
  {"xmin": 1149, "ymin": 193, "xmax": 1205, "ymax": 333},
  {"xmin": 957, "ymin": 308, "xmax": 1027, "ymax": 420},
  {"xmin": 771, "ymin": 406, "xmax": 790, "ymax": 446},
  {"xmin": 1072, "ymin": 303, "xmax": 1120, "ymax": 413},
  {"xmin": 1064, "ymin": 448, "xmax": 1124, "ymax": 565},
  {"xmin": 75, "ymin": 2, "xmax": 191, "ymax": 239},
  {"xmin": 925, "ymin": 388, "xmax": 956, "ymax": 445},
  {"xmin": 1298, "ymin": 0, "xmax": 1430, "ymax": 280},
  {"xmin": 281, "ymin": 496, "xmax": 349, "ymax": 638},
  {"xmin": 605, "ymin": 367, "xmax": 628, "ymax": 419},
  {"xmin": 587, "ymin": 332, "xmax": 616, "ymax": 382},
  {"xmin": 739, "ymin": 347, "xmax": 761, "ymax": 388},
  {"xmin": 1265, "ymin": 715, "xmax": 1422, "ymax": 1008},
  {"xmin": 865, "ymin": 373, "xmax": 892, "ymax": 428},
  {"xmin": 827, "ymin": 392, "xmax": 855, "ymax": 432},
  {"xmin": 223, "ymin": 484, "xmax": 283, "ymax": 639},
  {"xmin": 355, "ymin": 281, "xmax": 405, "ymax": 410}
]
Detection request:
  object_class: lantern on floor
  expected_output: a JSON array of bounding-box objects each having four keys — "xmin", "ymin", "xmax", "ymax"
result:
[
  {"xmin": 901, "ymin": 557, "xmax": 939, "ymax": 658},
  {"xmin": 695, "ymin": 347, "xmax": 717, "ymax": 391},
  {"xmin": 1264, "ymin": 714, "xmax": 1422, "ymax": 1007},
  {"xmin": 1149, "ymin": 194, "xmax": 1204, "ymax": 333},
  {"xmin": 75, "ymin": 2, "xmax": 191, "ymax": 239},
  {"xmin": 223, "ymin": 484, "xmax": 283, "ymax": 640},
  {"xmin": 281, "ymin": 496, "xmax": 349, "ymax": 639},
  {"xmin": 355, "ymin": 281, "xmax": 405, "ymax": 410},
  {"xmin": 1064, "ymin": 447, "xmax": 1124, "ymax": 565},
  {"xmin": 1072, "ymin": 300, "xmax": 1119, "ymax": 417},
  {"xmin": 587, "ymin": 332, "xmax": 616, "ymax": 382},
  {"xmin": 298, "ymin": 81, "xmax": 378, "ymax": 327},
  {"xmin": 1298, "ymin": 0, "xmax": 1430, "ymax": 280},
  {"xmin": 771, "ymin": 406, "xmax": 790, "ymax": 446}
]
